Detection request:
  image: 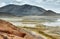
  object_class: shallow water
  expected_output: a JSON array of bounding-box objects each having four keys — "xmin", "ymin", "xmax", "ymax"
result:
[
  {"xmin": 1, "ymin": 17, "xmax": 60, "ymax": 26},
  {"xmin": 42, "ymin": 19, "xmax": 60, "ymax": 26},
  {"xmin": 10, "ymin": 21, "xmax": 36, "ymax": 27}
]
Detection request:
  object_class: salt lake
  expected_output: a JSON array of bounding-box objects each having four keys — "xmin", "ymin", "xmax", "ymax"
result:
[{"xmin": 0, "ymin": 17, "xmax": 60, "ymax": 27}]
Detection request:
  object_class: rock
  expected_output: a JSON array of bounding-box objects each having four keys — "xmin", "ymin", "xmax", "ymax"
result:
[
  {"xmin": 0, "ymin": 19, "xmax": 26, "ymax": 39},
  {"xmin": 0, "ymin": 32, "xmax": 25, "ymax": 39}
]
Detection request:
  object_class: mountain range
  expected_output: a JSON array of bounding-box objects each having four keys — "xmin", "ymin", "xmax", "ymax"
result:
[{"xmin": 0, "ymin": 4, "xmax": 60, "ymax": 17}]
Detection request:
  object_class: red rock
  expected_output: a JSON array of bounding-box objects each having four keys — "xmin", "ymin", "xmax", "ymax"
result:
[{"xmin": 0, "ymin": 19, "xmax": 26, "ymax": 37}]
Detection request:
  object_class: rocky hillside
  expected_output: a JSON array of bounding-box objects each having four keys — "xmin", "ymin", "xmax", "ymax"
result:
[
  {"xmin": 0, "ymin": 4, "xmax": 60, "ymax": 16},
  {"xmin": 0, "ymin": 19, "xmax": 26, "ymax": 39},
  {"xmin": 0, "ymin": 4, "xmax": 46, "ymax": 16}
]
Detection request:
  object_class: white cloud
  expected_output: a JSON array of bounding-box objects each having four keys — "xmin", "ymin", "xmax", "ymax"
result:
[
  {"xmin": 15, "ymin": 0, "xmax": 22, "ymax": 2},
  {"xmin": 0, "ymin": 2, "xmax": 6, "ymax": 7}
]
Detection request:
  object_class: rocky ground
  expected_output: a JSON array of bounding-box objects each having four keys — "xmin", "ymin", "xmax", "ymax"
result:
[{"xmin": 0, "ymin": 19, "xmax": 48, "ymax": 39}]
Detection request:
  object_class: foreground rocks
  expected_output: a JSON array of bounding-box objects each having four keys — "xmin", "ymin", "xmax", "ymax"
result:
[
  {"xmin": 0, "ymin": 19, "xmax": 26, "ymax": 39},
  {"xmin": 0, "ymin": 32, "xmax": 25, "ymax": 39},
  {"xmin": 0, "ymin": 19, "xmax": 41, "ymax": 39}
]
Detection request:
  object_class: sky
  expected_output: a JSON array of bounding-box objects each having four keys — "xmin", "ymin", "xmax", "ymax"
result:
[{"xmin": 0, "ymin": 0, "xmax": 60, "ymax": 13}]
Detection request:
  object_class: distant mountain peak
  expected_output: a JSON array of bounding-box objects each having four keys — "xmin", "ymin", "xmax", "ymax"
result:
[
  {"xmin": 41, "ymin": 10, "xmax": 59, "ymax": 16},
  {"xmin": 22, "ymin": 4, "xmax": 31, "ymax": 6},
  {"xmin": 47, "ymin": 10, "xmax": 56, "ymax": 13},
  {"xmin": 7, "ymin": 4, "xmax": 15, "ymax": 6},
  {"xmin": 0, "ymin": 4, "xmax": 46, "ymax": 16},
  {"xmin": 0, "ymin": 4, "xmax": 59, "ymax": 16}
]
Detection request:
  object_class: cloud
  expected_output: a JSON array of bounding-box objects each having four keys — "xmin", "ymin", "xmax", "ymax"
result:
[
  {"xmin": 15, "ymin": 0, "xmax": 22, "ymax": 2},
  {"xmin": 0, "ymin": 2, "xmax": 6, "ymax": 7}
]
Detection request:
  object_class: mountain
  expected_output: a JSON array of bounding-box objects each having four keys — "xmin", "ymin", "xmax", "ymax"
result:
[
  {"xmin": 0, "ymin": 12, "xmax": 16, "ymax": 17},
  {"xmin": 41, "ymin": 10, "xmax": 60, "ymax": 16},
  {"xmin": 0, "ymin": 4, "xmax": 46, "ymax": 16},
  {"xmin": 0, "ymin": 4, "xmax": 60, "ymax": 16}
]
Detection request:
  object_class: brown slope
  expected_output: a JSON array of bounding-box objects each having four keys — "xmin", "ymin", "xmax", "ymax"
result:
[
  {"xmin": 0, "ymin": 19, "xmax": 44, "ymax": 39},
  {"xmin": 0, "ymin": 32, "xmax": 25, "ymax": 39},
  {"xmin": 0, "ymin": 19, "xmax": 26, "ymax": 37}
]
